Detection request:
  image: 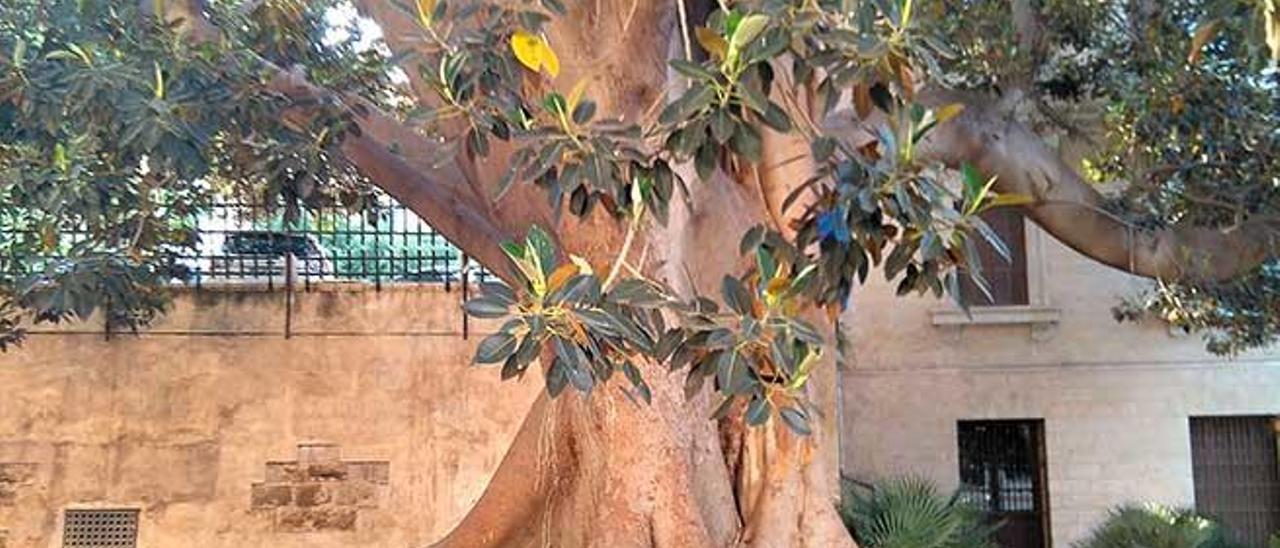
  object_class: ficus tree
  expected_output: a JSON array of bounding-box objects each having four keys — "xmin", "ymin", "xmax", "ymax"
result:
[{"xmin": 2, "ymin": 0, "xmax": 1279, "ymax": 546}]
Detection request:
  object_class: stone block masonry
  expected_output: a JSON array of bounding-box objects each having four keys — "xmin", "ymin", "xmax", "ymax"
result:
[
  {"xmin": 0, "ymin": 287, "xmax": 542, "ymax": 547},
  {"xmin": 0, "ymin": 463, "xmax": 36, "ymax": 507},
  {"xmin": 251, "ymin": 443, "xmax": 389, "ymax": 532}
]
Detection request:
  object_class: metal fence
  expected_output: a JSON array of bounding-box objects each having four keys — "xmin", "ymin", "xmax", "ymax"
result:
[
  {"xmin": 178, "ymin": 200, "xmax": 486, "ymax": 291},
  {"xmin": 2, "ymin": 199, "xmax": 487, "ymax": 293}
]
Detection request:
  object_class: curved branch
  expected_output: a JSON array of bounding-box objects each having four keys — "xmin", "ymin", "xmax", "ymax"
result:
[
  {"xmin": 828, "ymin": 93, "xmax": 1278, "ymax": 282},
  {"xmin": 267, "ymin": 69, "xmax": 514, "ymax": 277},
  {"xmin": 151, "ymin": 0, "xmax": 515, "ymax": 278}
]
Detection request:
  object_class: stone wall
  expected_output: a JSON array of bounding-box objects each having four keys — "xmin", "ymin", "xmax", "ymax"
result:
[
  {"xmin": 840, "ymin": 223, "xmax": 1280, "ymax": 544},
  {"xmin": 0, "ymin": 285, "xmax": 539, "ymax": 548}
]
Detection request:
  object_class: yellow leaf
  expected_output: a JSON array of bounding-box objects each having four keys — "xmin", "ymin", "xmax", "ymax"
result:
[
  {"xmin": 935, "ymin": 103, "xmax": 965, "ymax": 123},
  {"xmin": 1187, "ymin": 19, "xmax": 1221, "ymax": 65},
  {"xmin": 416, "ymin": 0, "xmax": 437, "ymax": 28},
  {"xmin": 765, "ymin": 277, "xmax": 790, "ymax": 297},
  {"xmin": 542, "ymin": 42, "xmax": 560, "ymax": 78},
  {"xmin": 988, "ymin": 193, "xmax": 1035, "ymax": 207},
  {"xmin": 1266, "ymin": 0, "xmax": 1280, "ymax": 62},
  {"xmin": 730, "ymin": 14, "xmax": 770, "ymax": 50},
  {"xmin": 547, "ymin": 263, "xmax": 579, "ymax": 293},
  {"xmin": 569, "ymin": 254, "xmax": 594, "ymax": 276},
  {"xmin": 511, "ymin": 31, "xmax": 544, "ymax": 72},
  {"xmin": 695, "ymin": 27, "xmax": 728, "ymax": 61},
  {"xmin": 510, "ymin": 30, "xmax": 560, "ymax": 77},
  {"xmin": 152, "ymin": 61, "xmax": 164, "ymax": 100},
  {"xmin": 853, "ymin": 83, "xmax": 872, "ymax": 119},
  {"xmin": 567, "ymin": 77, "xmax": 590, "ymax": 111},
  {"xmin": 40, "ymin": 224, "xmax": 57, "ymax": 251},
  {"xmin": 895, "ymin": 56, "xmax": 915, "ymax": 101}
]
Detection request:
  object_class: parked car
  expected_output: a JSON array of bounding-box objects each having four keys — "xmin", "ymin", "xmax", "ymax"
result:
[{"xmin": 197, "ymin": 231, "xmax": 335, "ymax": 282}]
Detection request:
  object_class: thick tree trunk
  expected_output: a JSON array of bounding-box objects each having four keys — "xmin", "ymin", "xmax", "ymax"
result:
[{"xmin": 427, "ymin": 166, "xmax": 854, "ymax": 547}]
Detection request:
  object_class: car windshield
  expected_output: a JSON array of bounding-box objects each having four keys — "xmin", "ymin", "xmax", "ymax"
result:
[{"xmin": 224, "ymin": 233, "xmax": 318, "ymax": 257}]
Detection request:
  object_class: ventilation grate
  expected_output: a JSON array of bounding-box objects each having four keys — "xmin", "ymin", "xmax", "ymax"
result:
[{"xmin": 63, "ymin": 509, "xmax": 138, "ymax": 548}]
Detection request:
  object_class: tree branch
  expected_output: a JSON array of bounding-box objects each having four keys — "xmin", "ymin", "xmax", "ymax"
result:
[
  {"xmin": 827, "ymin": 92, "xmax": 1279, "ymax": 282},
  {"xmin": 152, "ymin": 0, "xmax": 516, "ymax": 279}
]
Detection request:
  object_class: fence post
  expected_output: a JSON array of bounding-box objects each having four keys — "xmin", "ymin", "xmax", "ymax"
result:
[{"xmin": 284, "ymin": 253, "xmax": 295, "ymax": 339}]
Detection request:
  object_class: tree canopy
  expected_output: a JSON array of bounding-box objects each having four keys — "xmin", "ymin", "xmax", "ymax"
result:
[{"xmin": 2, "ymin": 0, "xmax": 1279, "ymax": 418}]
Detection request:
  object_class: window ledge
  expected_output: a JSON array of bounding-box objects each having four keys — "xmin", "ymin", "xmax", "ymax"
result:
[{"xmin": 930, "ymin": 305, "xmax": 1061, "ymax": 327}]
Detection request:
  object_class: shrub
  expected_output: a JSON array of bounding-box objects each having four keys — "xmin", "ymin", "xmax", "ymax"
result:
[
  {"xmin": 837, "ymin": 476, "xmax": 997, "ymax": 548},
  {"xmin": 1073, "ymin": 504, "xmax": 1244, "ymax": 548}
]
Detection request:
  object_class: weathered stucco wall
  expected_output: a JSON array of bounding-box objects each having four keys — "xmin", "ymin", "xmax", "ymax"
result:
[
  {"xmin": 840, "ymin": 224, "xmax": 1280, "ymax": 544},
  {"xmin": 0, "ymin": 285, "xmax": 539, "ymax": 548}
]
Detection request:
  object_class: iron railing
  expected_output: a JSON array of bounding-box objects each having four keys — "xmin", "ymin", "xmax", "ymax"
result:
[
  {"xmin": 3, "ymin": 199, "xmax": 488, "ymax": 292},
  {"xmin": 177, "ymin": 200, "xmax": 487, "ymax": 290}
]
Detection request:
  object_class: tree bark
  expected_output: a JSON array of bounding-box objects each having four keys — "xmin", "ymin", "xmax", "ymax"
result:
[
  {"xmin": 166, "ymin": 0, "xmax": 1279, "ymax": 545},
  {"xmin": 826, "ymin": 91, "xmax": 1278, "ymax": 282},
  {"xmin": 348, "ymin": 3, "xmax": 856, "ymax": 546}
]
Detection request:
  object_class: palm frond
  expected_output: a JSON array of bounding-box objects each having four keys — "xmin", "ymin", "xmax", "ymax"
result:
[{"xmin": 837, "ymin": 476, "xmax": 997, "ymax": 548}]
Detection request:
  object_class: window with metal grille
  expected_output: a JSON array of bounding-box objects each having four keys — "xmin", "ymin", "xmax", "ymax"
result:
[
  {"xmin": 63, "ymin": 509, "xmax": 138, "ymax": 548},
  {"xmin": 1190, "ymin": 415, "xmax": 1280, "ymax": 547},
  {"xmin": 958, "ymin": 420, "xmax": 1049, "ymax": 548},
  {"xmin": 959, "ymin": 208, "xmax": 1029, "ymax": 306}
]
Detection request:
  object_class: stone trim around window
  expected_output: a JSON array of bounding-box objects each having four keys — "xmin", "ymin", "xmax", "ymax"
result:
[{"xmin": 929, "ymin": 305, "xmax": 1061, "ymax": 327}]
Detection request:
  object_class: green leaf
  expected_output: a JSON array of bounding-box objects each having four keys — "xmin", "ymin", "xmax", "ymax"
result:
[
  {"xmin": 760, "ymin": 101, "xmax": 792, "ymax": 133},
  {"xmin": 730, "ymin": 14, "xmax": 770, "ymax": 50},
  {"xmin": 972, "ymin": 218, "xmax": 1011, "ymax": 263},
  {"xmin": 609, "ymin": 279, "xmax": 665, "ymax": 307},
  {"xmin": 695, "ymin": 143, "xmax": 718, "ymax": 180},
  {"xmin": 779, "ymin": 406, "xmax": 812, "ymax": 435},
  {"xmin": 501, "ymin": 354, "xmax": 524, "ymax": 380},
  {"xmin": 746, "ymin": 397, "xmax": 772, "ymax": 426},
  {"xmin": 546, "ymin": 358, "xmax": 569, "ymax": 397},
  {"xmin": 739, "ymin": 225, "xmax": 765, "ymax": 256},
  {"xmin": 756, "ymin": 246, "xmax": 777, "ymax": 281},
  {"xmin": 542, "ymin": 92, "xmax": 568, "ymax": 115},
  {"xmin": 670, "ymin": 59, "xmax": 718, "ymax": 81},
  {"xmin": 721, "ymin": 276, "xmax": 751, "ymax": 315},
  {"xmin": 710, "ymin": 110, "xmax": 735, "ymax": 144},
  {"xmin": 463, "ymin": 296, "xmax": 510, "ymax": 319},
  {"xmin": 714, "ymin": 350, "xmax": 741, "ymax": 393},
  {"xmin": 811, "ymin": 137, "xmax": 837, "ymax": 162},
  {"xmin": 480, "ymin": 281, "xmax": 517, "ymax": 306},
  {"xmin": 659, "ymin": 85, "xmax": 716, "ymax": 126},
  {"xmin": 573, "ymin": 308, "xmax": 621, "ymax": 337},
  {"xmin": 526, "ymin": 225, "xmax": 557, "ymax": 277},
  {"xmin": 571, "ymin": 101, "xmax": 596, "ymax": 125},
  {"xmin": 730, "ymin": 123, "xmax": 763, "ymax": 162},
  {"xmin": 961, "ymin": 163, "xmax": 984, "ymax": 203},
  {"xmin": 553, "ymin": 337, "xmax": 594, "ymax": 393},
  {"xmin": 500, "ymin": 241, "xmax": 526, "ymax": 261},
  {"xmin": 550, "ymin": 274, "xmax": 601, "ymax": 304},
  {"xmin": 475, "ymin": 331, "xmax": 517, "ymax": 364}
]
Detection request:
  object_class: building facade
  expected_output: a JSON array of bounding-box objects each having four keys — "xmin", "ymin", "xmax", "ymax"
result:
[
  {"xmin": 0, "ymin": 207, "xmax": 1277, "ymax": 547},
  {"xmin": 0, "ymin": 287, "xmax": 538, "ymax": 548},
  {"xmin": 840, "ymin": 218, "xmax": 1280, "ymax": 547}
]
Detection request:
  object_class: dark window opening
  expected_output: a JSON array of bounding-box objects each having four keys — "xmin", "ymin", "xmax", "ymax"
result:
[
  {"xmin": 960, "ymin": 208, "xmax": 1029, "ymax": 306},
  {"xmin": 958, "ymin": 419, "xmax": 1049, "ymax": 548},
  {"xmin": 1190, "ymin": 415, "xmax": 1280, "ymax": 547},
  {"xmin": 63, "ymin": 509, "xmax": 138, "ymax": 548}
]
